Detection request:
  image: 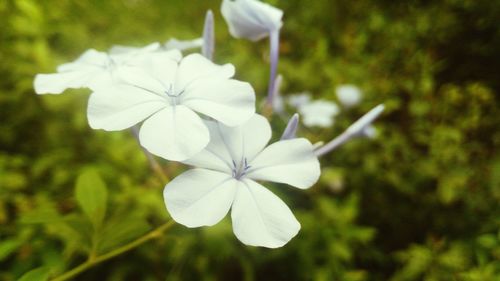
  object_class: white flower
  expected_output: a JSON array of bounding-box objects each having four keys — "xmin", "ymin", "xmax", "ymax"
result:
[
  {"xmin": 164, "ymin": 115, "xmax": 320, "ymax": 248},
  {"xmin": 336, "ymin": 84, "xmax": 362, "ymax": 108},
  {"xmin": 361, "ymin": 125, "xmax": 377, "ymax": 139},
  {"xmin": 87, "ymin": 52, "xmax": 255, "ymax": 161},
  {"xmin": 107, "ymin": 42, "xmax": 160, "ymax": 55},
  {"xmin": 221, "ymin": 0, "xmax": 283, "ymax": 41},
  {"xmin": 164, "ymin": 38, "xmax": 204, "ymax": 51},
  {"xmin": 287, "ymin": 92, "xmax": 311, "ymax": 108},
  {"xmin": 34, "ymin": 43, "xmax": 161, "ymax": 94},
  {"xmin": 299, "ymin": 100, "xmax": 340, "ymax": 128}
]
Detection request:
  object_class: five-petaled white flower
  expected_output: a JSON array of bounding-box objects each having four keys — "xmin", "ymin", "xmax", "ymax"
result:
[
  {"xmin": 34, "ymin": 43, "xmax": 162, "ymax": 94},
  {"xmin": 336, "ymin": 84, "xmax": 362, "ymax": 108},
  {"xmin": 221, "ymin": 0, "xmax": 283, "ymax": 41},
  {"xmin": 87, "ymin": 51, "xmax": 255, "ymax": 161},
  {"xmin": 164, "ymin": 115, "xmax": 320, "ymax": 248}
]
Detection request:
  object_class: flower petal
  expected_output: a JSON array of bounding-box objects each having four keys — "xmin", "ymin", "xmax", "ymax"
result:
[
  {"xmin": 231, "ymin": 179, "xmax": 300, "ymax": 248},
  {"xmin": 298, "ymin": 100, "xmax": 339, "ymax": 128},
  {"xmin": 217, "ymin": 115, "xmax": 272, "ymax": 164},
  {"xmin": 87, "ymin": 84, "xmax": 167, "ymax": 130},
  {"xmin": 165, "ymin": 38, "xmax": 204, "ymax": 51},
  {"xmin": 182, "ymin": 120, "xmax": 234, "ymax": 174},
  {"xmin": 176, "ymin": 53, "xmax": 235, "ymax": 91},
  {"xmin": 108, "ymin": 42, "xmax": 161, "ymax": 55},
  {"xmin": 221, "ymin": 0, "xmax": 283, "ymax": 41},
  {"xmin": 182, "ymin": 78, "xmax": 255, "ymax": 126},
  {"xmin": 164, "ymin": 169, "xmax": 237, "ymax": 228},
  {"xmin": 116, "ymin": 50, "xmax": 181, "ymax": 95},
  {"xmin": 139, "ymin": 105, "xmax": 209, "ymax": 161},
  {"xmin": 247, "ymin": 138, "xmax": 320, "ymax": 189},
  {"xmin": 56, "ymin": 49, "xmax": 108, "ymax": 72},
  {"xmin": 34, "ymin": 70, "xmax": 104, "ymax": 94},
  {"xmin": 183, "ymin": 115, "xmax": 271, "ymax": 173}
]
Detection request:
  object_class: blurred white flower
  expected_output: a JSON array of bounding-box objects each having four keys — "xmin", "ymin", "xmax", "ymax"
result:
[
  {"xmin": 221, "ymin": 0, "xmax": 283, "ymax": 41},
  {"xmin": 336, "ymin": 84, "xmax": 362, "ymax": 108},
  {"xmin": 87, "ymin": 52, "xmax": 255, "ymax": 161},
  {"xmin": 299, "ymin": 100, "xmax": 340, "ymax": 128},
  {"xmin": 287, "ymin": 92, "xmax": 311, "ymax": 108},
  {"xmin": 34, "ymin": 43, "xmax": 161, "ymax": 94},
  {"xmin": 164, "ymin": 115, "xmax": 320, "ymax": 248},
  {"xmin": 164, "ymin": 38, "xmax": 204, "ymax": 51},
  {"xmin": 361, "ymin": 125, "xmax": 377, "ymax": 139}
]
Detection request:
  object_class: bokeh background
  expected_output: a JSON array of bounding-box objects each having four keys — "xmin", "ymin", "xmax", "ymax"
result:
[{"xmin": 1, "ymin": 0, "xmax": 500, "ymax": 280}]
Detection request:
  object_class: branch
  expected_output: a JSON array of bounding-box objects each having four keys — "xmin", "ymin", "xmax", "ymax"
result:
[{"xmin": 51, "ymin": 220, "xmax": 175, "ymax": 281}]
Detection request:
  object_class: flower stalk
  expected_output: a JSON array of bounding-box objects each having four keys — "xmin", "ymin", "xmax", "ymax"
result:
[
  {"xmin": 266, "ymin": 29, "xmax": 280, "ymax": 105},
  {"xmin": 51, "ymin": 220, "xmax": 175, "ymax": 281},
  {"xmin": 131, "ymin": 126, "xmax": 169, "ymax": 182}
]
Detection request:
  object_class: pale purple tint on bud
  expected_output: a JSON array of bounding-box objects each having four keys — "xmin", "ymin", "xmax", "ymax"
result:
[
  {"xmin": 281, "ymin": 113, "xmax": 299, "ymax": 140},
  {"xmin": 202, "ymin": 10, "xmax": 215, "ymax": 61},
  {"xmin": 346, "ymin": 104, "xmax": 384, "ymax": 135},
  {"xmin": 266, "ymin": 30, "xmax": 280, "ymax": 105},
  {"xmin": 314, "ymin": 104, "xmax": 385, "ymax": 156}
]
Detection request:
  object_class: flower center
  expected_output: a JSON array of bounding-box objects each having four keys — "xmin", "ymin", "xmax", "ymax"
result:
[
  {"xmin": 104, "ymin": 55, "xmax": 118, "ymax": 71},
  {"xmin": 164, "ymin": 84, "xmax": 185, "ymax": 106},
  {"xmin": 232, "ymin": 158, "xmax": 251, "ymax": 180}
]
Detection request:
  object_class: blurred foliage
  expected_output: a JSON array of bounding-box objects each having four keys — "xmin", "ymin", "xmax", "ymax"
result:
[{"xmin": 1, "ymin": 0, "xmax": 499, "ymax": 280}]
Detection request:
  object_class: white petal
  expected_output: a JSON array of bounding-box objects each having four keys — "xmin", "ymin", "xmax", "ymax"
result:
[
  {"xmin": 182, "ymin": 120, "xmax": 234, "ymax": 174},
  {"xmin": 176, "ymin": 53, "xmax": 235, "ymax": 91},
  {"xmin": 287, "ymin": 92, "xmax": 311, "ymax": 108},
  {"xmin": 247, "ymin": 138, "xmax": 320, "ymax": 189},
  {"xmin": 164, "ymin": 38, "xmax": 203, "ymax": 51},
  {"xmin": 299, "ymin": 100, "xmax": 339, "ymax": 128},
  {"xmin": 182, "ymin": 78, "xmax": 255, "ymax": 126},
  {"xmin": 182, "ymin": 115, "xmax": 271, "ymax": 173},
  {"xmin": 221, "ymin": 114, "xmax": 272, "ymax": 164},
  {"xmin": 164, "ymin": 169, "xmax": 237, "ymax": 227},
  {"xmin": 221, "ymin": 0, "xmax": 283, "ymax": 41},
  {"xmin": 108, "ymin": 42, "xmax": 161, "ymax": 55},
  {"xmin": 336, "ymin": 84, "xmax": 362, "ymax": 108},
  {"xmin": 34, "ymin": 70, "xmax": 104, "ymax": 94},
  {"xmin": 139, "ymin": 105, "xmax": 209, "ymax": 161},
  {"xmin": 56, "ymin": 49, "xmax": 108, "ymax": 72},
  {"xmin": 87, "ymin": 84, "xmax": 166, "ymax": 130},
  {"xmin": 231, "ymin": 179, "xmax": 300, "ymax": 248},
  {"xmin": 243, "ymin": 0, "xmax": 283, "ymax": 31},
  {"xmin": 115, "ymin": 51, "xmax": 181, "ymax": 95}
]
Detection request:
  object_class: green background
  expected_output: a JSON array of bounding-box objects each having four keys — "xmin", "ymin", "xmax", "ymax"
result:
[{"xmin": 1, "ymin": 0, "xmax": 499, "ymax": 280}]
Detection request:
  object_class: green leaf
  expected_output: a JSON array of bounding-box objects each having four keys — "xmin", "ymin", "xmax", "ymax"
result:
[
  {"xmin": 75, "ymin": 169, "xmax": 108, "ymax": 229},
  {"xmin": 19, "ymin": 207, "xmax": 63, "ymax": 224},
  {"xmin": 0, "ymin": 238, "xmax": 23, "ymax": 261},
  {"xmin": 18, "ymin": 266, "xmax": 50, "ymax": 281},
  {"xmin": 97, "ymin": 216, "xmax": 150, "ymax": 254}
]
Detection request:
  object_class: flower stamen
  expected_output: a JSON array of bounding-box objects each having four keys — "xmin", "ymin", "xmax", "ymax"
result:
[{"xmin": 232, "ymin": 157, "xmax": 250, "ymax": 180}]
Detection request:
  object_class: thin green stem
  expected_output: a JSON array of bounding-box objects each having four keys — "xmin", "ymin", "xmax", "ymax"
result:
[
  {"xmin": 51, "ymin": 220, "xmax": 175, "ymax": 281},
  {"xmin": 130, "ymin": 126, "xmax": 170, "ymax": 182}
]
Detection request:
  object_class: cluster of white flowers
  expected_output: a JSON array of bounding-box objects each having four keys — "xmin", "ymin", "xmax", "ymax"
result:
[{"xmin": 34, "ymin": 0, "xmax": 384, "ymax": 248}]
